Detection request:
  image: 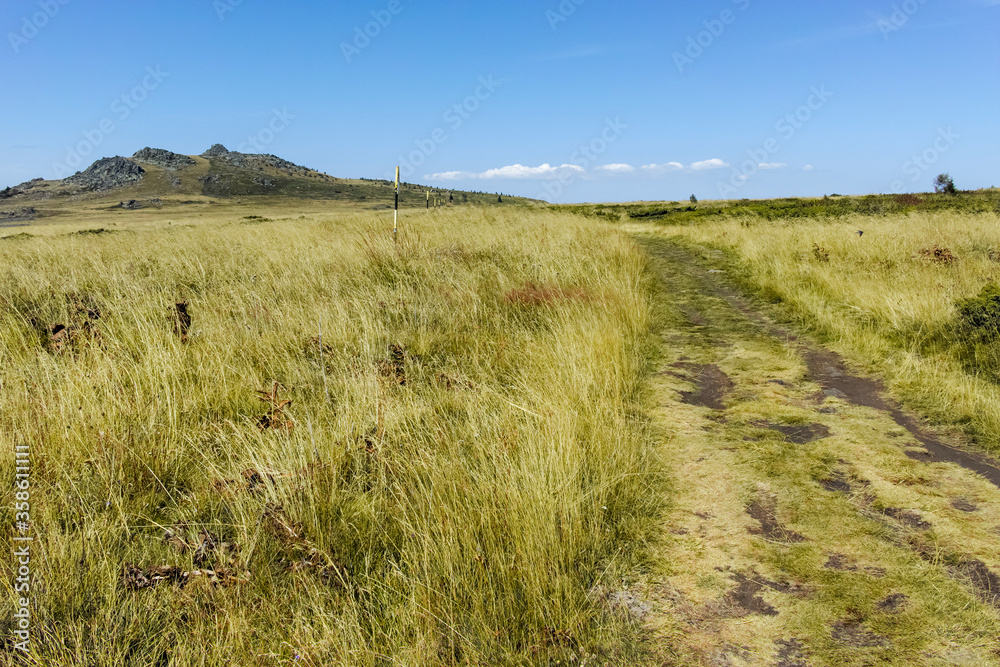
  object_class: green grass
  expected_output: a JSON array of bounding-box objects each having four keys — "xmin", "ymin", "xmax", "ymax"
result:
[
  {"xmin": 633, "ymin": 236, "xmax": 1000, "ymax": 666},
  {"xmin": 623, "ymin": 206, "xmax": 1000, "ymax": 454},
  {"xmin": 6, "ymin": 194, "xmax": 1000, "ymax": 666},
  {"xmin": 562, "ymin": 189, "xmax": 1000, "ymax": 225},
  {"xmin": 0, "ymin": 206, "xmax": 666, "ymax": 666}
]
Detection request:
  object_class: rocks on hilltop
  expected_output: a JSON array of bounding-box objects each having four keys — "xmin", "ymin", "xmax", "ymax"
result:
[
  {"xmin": 202, "ymin": 144, "xmax": 231, "ymax": 158},
  {"xmin": 132, "ymin": 148, "xmax": 196, "ymax": 170},
  {"xmin": 200, "ymin": 143, "xmax": 311, "ymax": 177},
  {"xmin": 66, "ymin": 157, "xmax": 145, "ymax": 192},
  {"xmin": 1, "ymin": 178, "xmax": 44, "ymax": 199}
]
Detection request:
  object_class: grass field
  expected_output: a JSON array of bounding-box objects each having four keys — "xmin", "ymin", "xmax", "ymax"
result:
[
  {"xmin": 625, "ymin": 205, "xmax": 1000, "ymax": 454},
  {"xmin": 3, "ymin": 196, "xmax": 1000, "ymax": 666},
  {"xmin": 630, "ymin": 235, "xmax": 1000, "ymax": 666},
  {"xmin": 0, "ymin": 204, "xmax": 666, "ymax": 666}
]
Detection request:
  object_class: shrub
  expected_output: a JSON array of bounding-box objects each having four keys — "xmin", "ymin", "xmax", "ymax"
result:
[
  {"xmin": 957, "ymin": 283, "xmax": 1000, "ymax": 342},
  {"xmin": 894, "ymin": 193, "xmax": 923, "ymax": 206}
]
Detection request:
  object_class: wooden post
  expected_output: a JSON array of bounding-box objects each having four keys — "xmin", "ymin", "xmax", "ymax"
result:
[
  {"xmin": 426, "ymin": 189, "xmax": 430, "ymax": 212},
  {"xmin": 393, "ymin": 166, "xmax": 399, "ymax": 243}
]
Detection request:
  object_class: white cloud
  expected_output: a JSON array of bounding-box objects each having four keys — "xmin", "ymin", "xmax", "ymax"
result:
[
  {"xmin": 426, "ymin": 171, "xmax": 476, "ymax": 181},
  {"xmin": 690, "ymin": 158, "xmax": 729, "ymax": 171},
  {"xmin": 481, "ymin": 163, "xmax": 583, "ymax": 179},
  {"xmin": 758, "ymin": 162, "xmax": 787, "ymax": 170},
  {"xmin": 595, "ymin": 163, "xmax": 636, "ymax": 173},
  {"xmin": 641, "ymin": 162, "xmax": 684, "ymax": 171},
  {"xmin": 803, "ymin": 164, "xmax": 815, "ymax": 171},
  {"xmin": 426, "ymin": 163, "xmax": 584, "ymax": 181},
  {"xmin": 427, "ymin": 157, "xmax": 748, "ymax": 181}
]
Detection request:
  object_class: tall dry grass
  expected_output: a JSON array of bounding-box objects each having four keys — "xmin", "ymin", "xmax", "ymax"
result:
[
  {"xmin": 644, "ymin": 210, "xmax": 1000, "ymax": 452},
  {"xmin": 0, "ymin": 207, "xmax": 666, "ymax": 665}
]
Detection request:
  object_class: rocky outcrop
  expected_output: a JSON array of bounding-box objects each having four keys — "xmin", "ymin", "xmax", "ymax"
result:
[
  {"xmin": 202, "ymin": 144, "xmax": 231, "ymax": 157},
  {"xmin": 0, "ymin": 207, "xmax": 37, "ymax": 221},
  {"xmin": 66, "ymin": 157, "xmax": 145, "ymax": 192},
  {"xmin": 132, "ymin": 148, "xmax": 196, "ymax": 170},
  {"xmin": 118, "ymin": 198, "xmax": 161, "ymax": 209},
  {"xmin": 200, "ymin": 143, "xmax": 308, "ymax": 176},
  {"xmin": 1, "ymin": 178, "xmax": 44, "ymax": 199}
]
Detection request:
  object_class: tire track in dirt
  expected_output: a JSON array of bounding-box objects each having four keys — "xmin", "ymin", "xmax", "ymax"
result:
[
  {"xmin": 802, "ymin": 348, "xmax": 1000, "ymax": 488},
  {"xmin": 633, "ymin": 235, "xmax": 1000, "ymax": 667},
  {"xmin": 652, "ymin": 237, "xmax": 1000, "ymax": 490}
]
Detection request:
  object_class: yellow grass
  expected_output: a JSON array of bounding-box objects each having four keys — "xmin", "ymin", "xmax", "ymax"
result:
[
  {"xmin": 0, "ymin": 206, "xmax": 666, "ymax": 666},
  {"xmin": 630, "ymin": 211, "xmax": 1000, "ymax": 452}
]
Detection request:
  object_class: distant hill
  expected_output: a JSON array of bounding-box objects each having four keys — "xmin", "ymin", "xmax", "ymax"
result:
[{"xmin": 0, "ymin": 145, "xmax": 538, "ymax": 217}]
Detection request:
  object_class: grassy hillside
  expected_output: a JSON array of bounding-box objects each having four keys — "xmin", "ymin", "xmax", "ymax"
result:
[
  {"xmin": 0, "ymin": 148, "xmax": 538, "ymax": 223},
  {"xmin": 0, "ymin": 206, "xmax": 664, "ymax": 665}
]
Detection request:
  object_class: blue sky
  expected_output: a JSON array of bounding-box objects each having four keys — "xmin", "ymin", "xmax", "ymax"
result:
[{"xmin": 2, "ymin": 0, "xmax": 997, "ymax": 202}]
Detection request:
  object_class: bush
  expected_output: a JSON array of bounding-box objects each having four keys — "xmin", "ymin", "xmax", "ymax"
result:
[
  {"xmin": 956, "ymin": 283, "xmax": 1000, "ymax": 381},
  {"xmin": 957, "ymin": 283, "xmax": 1000, "ymax": 341}
]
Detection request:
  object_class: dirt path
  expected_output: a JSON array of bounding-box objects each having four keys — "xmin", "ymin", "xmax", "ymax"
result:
[{"xmin": 633, "ymin": 236, "xmax": 1000, "ymax": 667}]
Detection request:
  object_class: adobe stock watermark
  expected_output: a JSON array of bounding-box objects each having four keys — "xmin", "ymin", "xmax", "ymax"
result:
[
  {"xmin": 717, "ymin": 85, "xmax": 833, "ymax": 197},
  {"xmin": 236, "ymin": 108, "xmax": 295, "ymax": 153},
  {"xmin": 213, "ymin": 0, "xmax": 243, "ymax": 21},
  {"xmin": 341, "ymin": 0, "xmax": 403, "ymax": 63},
  {"xmin": 398, "ymin": 76, "xmax": 501, "ymax": 179},
  {"xmin": 877, "ymin": 0, "xmax": 929, "ymax": 39},
  {"xmin": 50, "ymin": 66, "xmax": 170, "ymax": 179},
  {"xmin": 673, "ymin": 0, "xmax": 751, "ymax": 73},
  {"xmin": 541, "ymin": 117, "xmax": 628, "ymax": 202},
  {"xmin": 890, "ymin": 127, "xmax": 959, "ymax": 193},
  {"xmin": 12, "ymin": 442, "xmax": 33, "ymax": 654},
  {"xmin": 546, "ymin": 0, "xmax": 586, "ymax": 30},
  {"xmin": 8, "ymin": 0, "xmax": 71, "ymax": 54}
]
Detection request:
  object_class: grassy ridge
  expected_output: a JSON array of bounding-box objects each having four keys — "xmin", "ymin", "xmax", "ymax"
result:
[
  {"xmin": 0, "ymin": 208, "xmax": 665, "ymax": 665},
  {"xmin": 628, "ymin": 208, "xmax": 1000, "ymax": 453},
  {"xmin": 564, "ymin": 190, "xmax": 1000, "ymax": 225}
]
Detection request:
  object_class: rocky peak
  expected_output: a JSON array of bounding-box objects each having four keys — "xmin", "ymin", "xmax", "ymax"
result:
[
  {"xmin": 132, "ymin": 148, "xmax": 196, "ymax": 170},
  {"xmin": 65, "ymin": 157, "xmax": 145, "ymax": 192},
  {"xmin": 201, "ymin": 144, "xmax": 230, "ymax": 157}
]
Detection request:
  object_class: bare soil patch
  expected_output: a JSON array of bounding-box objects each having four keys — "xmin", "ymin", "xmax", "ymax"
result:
[
  {"xmin": 725, "ymin": 572, "xmax": 779, "ymax": 617},
  {"xmin": 882, "ymin": 507, "xmax": 932, "ymax": 531},
  {"xmin": 951, "ymin": 559, "xmax": 1000, "ymax": 609},
  {"xmin": 676, "ymin": 363, "xmax": 733, "ymax": 410},
  {"xmin": 951, "ymin": 498, "xmax": 979, "ymax": 512},
  {"xmin": 830, "ymin": 619, "xmax": 889, "ymax": 649},
  {"xmin": 747, "ymin": 491, "xmax": 806, "ymax": 543},
  {"xmin": 775, "ymin": 638, "xmax": 810, "ymax": 667},
  {"xmin": 876, "ymin": 593, "xmax": 908, "ymax": 614},
  {"xmin": 824, "ymin": 553, "xmax": 885, "ymax": 578}
]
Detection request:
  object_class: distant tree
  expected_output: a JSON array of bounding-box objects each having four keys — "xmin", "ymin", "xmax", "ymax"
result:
[
  {"xmin": 449, "ymin": 191, "xmax": 454, "ymax": 204},
  {"xmin": 934, "ymin": 173, "xmax": 957, "ymax": 195},
  {"xmin": 690, "ymin": 194, "xmax": 698, "ymax": 204},
  {"xmin": 497, "ymin": 195, "xmax": 503, "ymax": 203}
]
